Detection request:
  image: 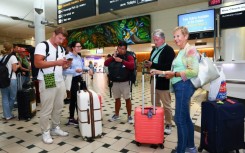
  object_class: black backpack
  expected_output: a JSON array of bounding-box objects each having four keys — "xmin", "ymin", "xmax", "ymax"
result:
[
  {"xmin": 108, "ymin": 52, "xmax": 137, "ymax": 98},
  {"xmin": 126, "ymin": 51, "xmax": 137, "ymax": 85},
  {"xmin": 108, "ymin": 59, "xmax": 131, "ymax": 82},
  {"xmin": 0, "ymin": 54, "xmax": 13, "ymax": 88}
]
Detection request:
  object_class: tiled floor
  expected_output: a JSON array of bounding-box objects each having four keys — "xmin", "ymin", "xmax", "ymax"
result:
[{"xmin": 0, "ymin": 73, "xmax": 244, "ymax": 153}]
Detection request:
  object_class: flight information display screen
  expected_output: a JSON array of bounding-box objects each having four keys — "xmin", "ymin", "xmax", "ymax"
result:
[
  {"xmin": 99, "ymin": 0, "xmax": 158, "ymax": 14},
  {"xmin": 57, "ymin": 0, "xmax": 96, "ymax": 24}
]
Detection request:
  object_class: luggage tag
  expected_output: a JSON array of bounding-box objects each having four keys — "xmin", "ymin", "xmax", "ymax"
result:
[
  {"xmin": 216, "ymin": 100, "xmax": 224, "ymax": 105},
  {"xmin": 147, "ymin": 108, "xmax": 153, "ymax": 118}
]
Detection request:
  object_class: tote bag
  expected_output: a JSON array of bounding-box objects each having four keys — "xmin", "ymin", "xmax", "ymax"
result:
[{"xmin": 191, "ymin": 54, "xmax": 220, "ymax": 88}]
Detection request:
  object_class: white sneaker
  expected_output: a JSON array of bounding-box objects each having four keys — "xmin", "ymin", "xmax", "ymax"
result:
[
  {"xmin": 42, "ymin": 131, "xmax": 53, "ymax": 144},
  {"xmin": 164, "ymin": 124, "xmax": 172, "ymax": 135},
  {"xmin": 50, "ymin": 126, "xmax": 69, "ymax": 136}
]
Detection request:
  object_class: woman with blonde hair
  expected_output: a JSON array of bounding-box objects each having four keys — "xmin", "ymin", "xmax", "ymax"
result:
[
  {"xmin": 0, "ymin": 42, "xmax": 20, "ymax": 120},
  {"xmin": 151, "ymin": 26, "xmax": 199, "ymax": 153}
]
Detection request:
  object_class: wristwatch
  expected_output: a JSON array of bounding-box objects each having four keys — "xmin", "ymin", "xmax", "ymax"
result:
[{"xmin": 174, "ymin": 72, "xmax": 177, "ymax": 77}]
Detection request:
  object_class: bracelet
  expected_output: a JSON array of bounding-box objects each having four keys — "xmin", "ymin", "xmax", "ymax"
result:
[{"xmin": 174, "ymin": 72, "xmax": 177, "ymax": 77}]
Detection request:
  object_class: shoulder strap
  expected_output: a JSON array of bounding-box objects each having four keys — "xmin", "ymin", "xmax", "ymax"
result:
[
  {"xmin": 1, "ymin": 54, "xmax": 13, "ymax": 79},
  {"xmin": 1, "ymin": 54, "xmax": 13, "ymax": 65},
  {"xmin": 42, "ymin": 41, "xmax": 49, "ymax": 57},
  {"xmin": 41, "ymin": 41, "xmax": 56, "ymax": 73},
  {"xmin": 0, "ymin": 55, "xmax": 7, "ymax": 63},
  {"xmin": 60, "ymin": 46, "xmax": 64, "ymax": 53}
]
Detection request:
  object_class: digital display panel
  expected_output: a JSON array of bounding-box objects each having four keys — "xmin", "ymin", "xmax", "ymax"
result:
[
  {"xmin": 209, "ymin": 0, "xmax": 222, "ymax": 6},
  {"xmin": 220, "ymin": 3, "xmax": 245, "ymax": 29},
  {"xmin": 57, "ymin": 0, "xmax": 96, "ymax": 24},
  {"xmin": 99, "ymin": 0, "xmax": 158, "ymax": 14},
  {"xmin": 178, "ymin": 9, "xmax": 215, "ymax": 33}
]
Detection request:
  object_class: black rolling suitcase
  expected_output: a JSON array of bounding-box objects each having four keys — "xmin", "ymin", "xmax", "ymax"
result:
[
  {"xmin": 17, "ymin": 75, "xmax": 36, "ymax": 120},
  {"xmin": 198, "ymin": 99, "xmax": 245, "ymax": 153}
]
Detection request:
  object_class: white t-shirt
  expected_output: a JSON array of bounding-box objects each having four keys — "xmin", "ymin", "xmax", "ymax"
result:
[
  {"xmin": 35, "ymin": 40, "xmax": 65, "ymax": 81},
  {"xmin": 1, "ymin": 54, "xmax": 18, "ymax": 79}
]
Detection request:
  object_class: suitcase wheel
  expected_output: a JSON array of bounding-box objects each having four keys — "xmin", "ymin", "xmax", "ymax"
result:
[
  {"xmin": 136, "ymin": 142, "xmax": 141, "ymax": 147},
  {"xmin": 98, "ymin": 134, "xmax": 103, "ymax": 138},
  {"xmin": 159, "ymin": 144, "xmax": 164, "ymax": 149},
  {"xmin": 198, "ymin": 146, "xmax": 202, "ymax": 152}
]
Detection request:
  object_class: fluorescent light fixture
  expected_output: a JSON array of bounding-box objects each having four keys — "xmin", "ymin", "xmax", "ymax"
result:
[{"xmin": 10, "ymin": 16, "xmax": 23, "ymax": 20}]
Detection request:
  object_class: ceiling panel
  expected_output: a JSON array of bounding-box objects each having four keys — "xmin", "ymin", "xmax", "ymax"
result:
[{"xmin": 0, "ymin": 0, "xmax": 207, "ymax": 44}]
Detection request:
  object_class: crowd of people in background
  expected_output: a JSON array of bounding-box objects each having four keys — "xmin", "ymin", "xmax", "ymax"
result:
[{"xmin": 0, "ymin": 26, "xmax": 200, "ymax": 153}]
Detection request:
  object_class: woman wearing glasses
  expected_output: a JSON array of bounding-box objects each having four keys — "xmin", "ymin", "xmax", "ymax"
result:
[{"xmin": 63, "ymin": 41, "xmax": 87, "ymax": 125}]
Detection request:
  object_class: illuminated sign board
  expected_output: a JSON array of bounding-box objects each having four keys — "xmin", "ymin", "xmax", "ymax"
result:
[
  {"xmin": 57, "ymin": 0, "xmax": 96, "ymax": 24},
  {"xmin": 99, "ymin": 0, "xmax": 158, "ymax": 14}
]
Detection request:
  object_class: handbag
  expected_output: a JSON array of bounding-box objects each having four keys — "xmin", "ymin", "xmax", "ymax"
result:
[{"xmin": 191, "ymin": 54, "xmax": 220, "ymax": 88}]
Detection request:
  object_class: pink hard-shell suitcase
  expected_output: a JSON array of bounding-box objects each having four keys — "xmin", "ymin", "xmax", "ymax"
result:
[{"xmin": 134, "ymin": 73, "xmax": 164, "ymax": 149}]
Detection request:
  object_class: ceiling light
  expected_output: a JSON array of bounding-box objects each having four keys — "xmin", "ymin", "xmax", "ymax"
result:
[{"xmin": 10, "ymin": 16, "xmax": 23, "ymax": 20}]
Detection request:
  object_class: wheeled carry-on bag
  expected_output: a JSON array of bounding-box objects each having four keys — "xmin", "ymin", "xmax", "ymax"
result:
[
  {"xmin": 77, "ymin": 76, "xmax": 102, "ymax": 141},
  {"xmin": 17, "ymin": 75, "xmax": 36, "ymax": 120},
  {"xmin": 134, "ymin": 73, "xmax": 164, "ymax": 149},
  {"xmin": 198, "ymin": 99, "xmax": 245, "ymax": 153}
]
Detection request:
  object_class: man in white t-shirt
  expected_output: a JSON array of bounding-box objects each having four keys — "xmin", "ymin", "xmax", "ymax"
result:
[{"xmin": 34, "ymin": 27, "xmax": 69, "ymax": 144}]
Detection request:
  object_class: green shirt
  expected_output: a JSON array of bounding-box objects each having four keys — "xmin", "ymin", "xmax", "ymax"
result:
[{"xmin": 150, "ymin": 43, "xmax": 166, "ymax": 63}]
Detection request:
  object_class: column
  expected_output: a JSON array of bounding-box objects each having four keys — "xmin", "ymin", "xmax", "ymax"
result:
[{"xmin": 34, "ymin": 0, "xmax": 45, "ymax": 46}]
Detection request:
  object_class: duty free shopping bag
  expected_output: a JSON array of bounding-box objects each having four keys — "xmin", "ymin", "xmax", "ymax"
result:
[{"xmin": 208, "ymin": 68, "xmax": 227, "ymax": 101}]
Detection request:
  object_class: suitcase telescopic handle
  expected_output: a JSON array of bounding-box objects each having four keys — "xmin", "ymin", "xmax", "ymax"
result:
[
  {"xmin": 17, "ymin": 73, "xmax": 23, "ymax": 90},
  {"xmin": 78, "ymin": 82, "xmax": 81, "ymax": 93},
  {"xmin": 142, "ymin": 73, "xmax": 156, "ymax": 115}
]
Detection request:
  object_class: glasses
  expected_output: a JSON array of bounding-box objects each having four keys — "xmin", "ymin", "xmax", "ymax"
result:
[{"xmin": 75, "ymin": 46, "xmax": 82, "ymax": 48}]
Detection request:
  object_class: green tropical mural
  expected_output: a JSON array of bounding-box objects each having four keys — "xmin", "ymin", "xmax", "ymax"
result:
[{"xmin": 67, "ymin": 15, "xmax": 151, "ymax": 49}]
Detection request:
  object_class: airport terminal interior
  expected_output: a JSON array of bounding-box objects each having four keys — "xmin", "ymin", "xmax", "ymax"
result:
[
  {"xmin": 0, "ymin": 72, "xmax": 244, "ymax": 153},
  {"xmin": 1, "ymin": 0, "xmax": 245, "ymax": 153}
]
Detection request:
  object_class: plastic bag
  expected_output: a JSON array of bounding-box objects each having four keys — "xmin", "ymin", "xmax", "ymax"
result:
[
  {"xmin": 64, "ymin": 74, "xmax": 73, "ymax": 91},
  {"xmin": 208, "ymin": 68, "xmax": 227, "ymax": 101}
]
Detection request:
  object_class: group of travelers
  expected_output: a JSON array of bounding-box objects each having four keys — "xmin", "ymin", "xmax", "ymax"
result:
[
  {"xmin": 0, "ymin": 25, "xmax": 199, "ymax": 153},
  {"xmin": 105, "ymin": 26, "xmax": 199, "ymax": 153},
  {"xmin": 0, "ymin": 43, "xmax": 31, "ymax": 121}
]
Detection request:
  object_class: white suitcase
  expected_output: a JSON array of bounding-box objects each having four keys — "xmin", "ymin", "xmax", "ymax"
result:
[{"xmin": 77, "ymin": 88, "xmax": 102, "ymax": 141}]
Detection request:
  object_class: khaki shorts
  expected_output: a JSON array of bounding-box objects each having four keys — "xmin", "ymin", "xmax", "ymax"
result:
[{"xmin": 112, "ymin": 81, "xmax": 130, "ymax": 99}]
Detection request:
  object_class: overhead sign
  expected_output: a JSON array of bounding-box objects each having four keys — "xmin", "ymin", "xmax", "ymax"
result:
[
  {"xmin": 220, "ymin": 3, "xmax": 245, "ymax": 29},
  {"xmin": 99, "ymin": 0, "xmax": 158, "ymax": 14},
  {"xmin": 57, "ymin": 0, "xmax": 96, "ymax": 24},
  {"xmin": 220, "ymin": 3, "xmax": 245, "ymax": 14}
]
